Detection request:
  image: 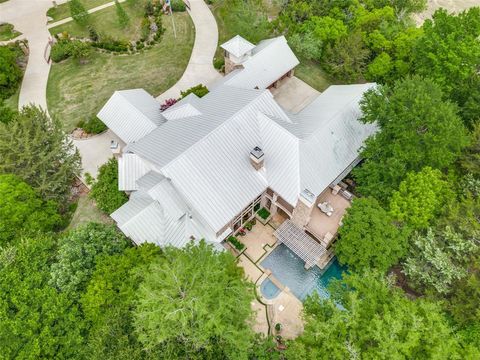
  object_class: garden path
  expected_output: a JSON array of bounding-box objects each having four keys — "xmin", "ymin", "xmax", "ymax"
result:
[{"xmin": 156, "ymin": 0, "xmax": 222, "ymax": 102}]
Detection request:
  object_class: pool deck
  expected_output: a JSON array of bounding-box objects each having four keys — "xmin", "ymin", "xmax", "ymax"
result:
[{"xmin": 234, "ymin": 223, "xmax": 305, "ymax": 339}]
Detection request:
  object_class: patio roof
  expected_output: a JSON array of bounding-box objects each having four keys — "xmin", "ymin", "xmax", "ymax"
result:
[{"xmin": 274, "ymin": 220, "xmax": 326, "ymax": 269}]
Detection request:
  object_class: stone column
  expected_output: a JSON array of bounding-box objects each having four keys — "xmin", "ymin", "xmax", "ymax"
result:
[{"xmin": 291, "ymin": 189, "xmax": 316, "ymax": 228}]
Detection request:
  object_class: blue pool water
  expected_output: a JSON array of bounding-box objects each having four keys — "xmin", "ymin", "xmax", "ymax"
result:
[
  {"xmin": 260, "ymin": 244, "xmax": 346, "ymax": 301},
  {"xmin": 260, "ymin": 278, "xmax": 281, "ymax": 299}
]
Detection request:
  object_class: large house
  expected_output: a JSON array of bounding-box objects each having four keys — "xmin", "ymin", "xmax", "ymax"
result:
[{"xmin": 97, "ymin": 35, "xmax": 377, "ymax": 264}]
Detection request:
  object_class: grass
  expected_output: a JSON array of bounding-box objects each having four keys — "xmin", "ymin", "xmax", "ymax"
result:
[
  {"xmin": 49, "ymin": 0, "xmax": 147, "ymax": 42},
  {"xmin": 296, "ymin": 59, "xmax": 332, "ymax": 92},
  {"xmin": 47, "ymin": 0, "xmax": 113, "ymax": 23},
  {"xmin": 0, "ymin": 23, "xmax": 21, "ymax": 41},
  {"xmin": 47, "ymin": 12, "xmax": 194, "ymax": 131},
  {"xmin": 67, "ymin": 193, "xmax": 113, "ymax": 230}
]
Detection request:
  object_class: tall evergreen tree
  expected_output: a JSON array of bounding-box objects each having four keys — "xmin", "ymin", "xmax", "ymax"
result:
[{"xmin": 0, "ymin": 105, "xmax": 81, "ymax": 204}]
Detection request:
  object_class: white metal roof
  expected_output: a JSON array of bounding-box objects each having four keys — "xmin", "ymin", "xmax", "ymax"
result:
[
  {"xmin": 97, "ymin": 89, "xmax": 164, "ymax": 144},
  {"xmin": 220, "ymin": 35, "xmax": 255, "ymax": 58},
  {"xmin": 224, "ymin": 36, "xmax": 300, "ymax": 90},
  {"xmin": 118, "ymin": 153, "xmax": 153, "ymax": 191}
]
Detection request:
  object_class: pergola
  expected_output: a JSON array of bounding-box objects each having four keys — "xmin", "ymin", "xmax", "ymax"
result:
[{"xmin": 274, "ymin": 220, "xmax": 327, "ymax": 269}]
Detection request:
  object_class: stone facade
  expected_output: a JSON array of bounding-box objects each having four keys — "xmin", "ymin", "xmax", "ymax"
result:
[
  {"xmin": 224, "ymin": 56, "xmax": 243, "ymax": 74},
  {"xmin": 291, "ymin": 197, "xmax": 314, "ymax": 228}
]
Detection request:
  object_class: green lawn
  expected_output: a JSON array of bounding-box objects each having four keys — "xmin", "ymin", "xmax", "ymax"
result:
[
  {"xmin": 49, "ymin": 0, "xmax": 147, "ymax": 42},
  {"xmin": 0, "ymin": 23, "xmax": 21, "ymax": 41},
  {"xmin": 67, "ymin": 194, "xmax": 113, "ymax": 230},
  {"xmin": 47, "ymin": 12, "xmax": 194, "ymax": 131},
  {"xmin": 47, "ymin": 0, "xmax": 113, "ymax": 23},
  {"xmin": 295, "ymin": 60, "xmax": 333, "ymax": 92}
]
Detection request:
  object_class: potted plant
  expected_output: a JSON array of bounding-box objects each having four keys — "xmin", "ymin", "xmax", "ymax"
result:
[
  {"xmin": 275, "ymin": 323, "xmax": 282, "ymax": 333},
  {"xmin": 244, "ymin": 221, "xmax": 253, "ymax": 231},
  {"xmin": 238, "ymin": 228, "xmax": 246, "ymax": 236}
]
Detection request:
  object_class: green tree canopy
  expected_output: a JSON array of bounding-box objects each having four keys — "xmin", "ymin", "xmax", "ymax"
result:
[
  {"xmin": 50, "ymin": 222, "xmax": 129, "ymax": 295},
  {"xmin": 81, "ymin": 244, "xmax": 162, "ymax": 360},
  {"xmin": 413, "ymin": 8, "xmax": 480, "ymax": 128},
  {"xmin": 0, "ymin": 174, "xmax": 62, "ymax": 243},
  {"xmin": 354, "ymin": 76, "xmax": 469, "ymax": 203},
  {"xmin": 403, "ymin": 227, "xmax": 477, "ymax": 294},
  {"xmin": 0, "ymin": 45, "xmax": 22, "ymax": 99},
  {"xmin": 286, "ymin": 271, "xmax": 476, "ymax": 359},
  {"xmin": 0, "ymin": 105, "xmax": 81, "ymax": 204},
  {"xmin": 389, "ymin": 167, "xmax": 453, "ymax": 230},
  {"xmin": 336, "ymin": 197, "xmax": 407, "ymax": 272},
  {"xmin": 0, "ymin": 235, "xmax": 84, "ymax": 359},
  {"xmin": 134, "ymin": 241, "xmax": 255, "ymax": 359},
  {"xmin": 90, "ymin": 158, "xmax": 128, "ymax": 214},
  {"xmin": 70, "ymin": 0, "xmax": 90, "ymax": 26}
]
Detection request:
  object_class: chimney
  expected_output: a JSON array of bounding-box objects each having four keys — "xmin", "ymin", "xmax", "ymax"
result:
[{"xmin": 250, "ymin": 146, "xmax": 264, "ymax": 170}]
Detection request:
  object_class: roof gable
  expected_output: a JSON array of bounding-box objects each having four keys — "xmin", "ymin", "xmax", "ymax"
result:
[{"xmin": 220, "ymin": 35, "xmax": 255, "ymax": 58}]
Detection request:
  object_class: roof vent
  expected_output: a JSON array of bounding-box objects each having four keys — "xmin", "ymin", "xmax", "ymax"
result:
[{"xmin": 250, "ymin": 146, "xmax": 264, "ymax": 171}]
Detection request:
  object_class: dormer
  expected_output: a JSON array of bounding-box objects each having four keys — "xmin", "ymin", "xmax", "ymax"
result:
[{"xmin": 220, "ymin": 35, "xmax": 255, "ymax": 74}]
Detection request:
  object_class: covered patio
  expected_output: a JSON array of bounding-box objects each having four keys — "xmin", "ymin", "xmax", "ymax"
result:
[{"xmin": 274, "ymin": 220, "xmax": 327, "ymax": 269}]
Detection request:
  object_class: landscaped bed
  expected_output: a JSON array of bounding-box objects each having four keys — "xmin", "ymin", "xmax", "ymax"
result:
[
  {"xmin": 47, "ymin": 12, "xmax": 194, "ymax": 131},
  {"xmin": 0, "ymin": 23, "xmax": 21, "ymax": 41}
]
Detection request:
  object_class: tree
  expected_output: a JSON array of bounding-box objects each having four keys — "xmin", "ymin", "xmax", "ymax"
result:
[
  {"xmin": 0, "ymin": 105, "xmax": 81, "ymax": 204},
  {"xmin": 286, "ymin": 271, "xmax": 475, "ymax": 359},
  {"xmin": 460, "ymin": 123, "xmax": 480, "ymax": 177},
  {"xmin": 413, "ymin": 8, "xmax": 480, "ymax": 128},
  {"xmin": 336, "ymin": 197, "xmax": 407, "ymax": 272},
  {"xmin": 354, "ymin": 76, "xmax": 469, "ymax": 203},
  {"xmin": 323, "ymin": 31, "xmax": 370, "ymax": 82},
  {"xmin": 90, "ymin": 158, "xmax": 128, "ymax": 214},
  {"xmin": 50, "ymin": 222, "xmax": 129, "ymax": 295},
  {"xmin": 447, "ymin": 257, "xmax": 480, "ymax": 327},
  {"xmin": 0, "ymin": 45, "xmax": 22, "ymax": 99},
  {"xmin": 0, "ymin": 235, "xmax": 84, "ymax": 359},
  {"xmin": 134, "ymin": 241, "xmax": 255, "ymax": 359},
  {"xmin": 0, "ymin": 98, "xmax": 16, "ymax": 124},
  {"xmin": 389, "ymin": 167, "xmax": 453, "ymax": 230},
  {"xmin": 403, "ymin": 227, "xmax": 477, "ymax": 294},
  {"xmin": 0, "ymin": 174, "xmax": 62, "ymax": 244},
  {"xmin": 115, "ymin": 0, "xmax": 130, "ymax": 28},
  {"xmin": 81, "ymin": 244, "xmax": 162, "ymax": 359},
  {"xmin": 69, "ymin": 0, "xmax": 90, "ymax": 26}
]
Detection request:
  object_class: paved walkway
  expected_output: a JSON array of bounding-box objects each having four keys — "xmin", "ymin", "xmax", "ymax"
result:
[
  {"xmin": 0, "ymin": 0, "xmax": 68, "ymax": 110},
  {"xmin": 156, "ymin": 0, "xmax": 222, "ymax": 102}
]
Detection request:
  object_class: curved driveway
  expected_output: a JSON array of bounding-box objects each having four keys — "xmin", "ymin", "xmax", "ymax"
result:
[
  {"xmin": 0, "ymin": 0, "xmax": 67, "ymax": 110},
  {"xmin": 156, "ymin": 0, "xmax": 222, "ymax": 102}
]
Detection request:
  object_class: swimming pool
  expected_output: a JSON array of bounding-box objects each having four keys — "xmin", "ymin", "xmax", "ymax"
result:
[
  {"xmin": 260, "ymin": 244, "xmax": 345, "ymax": 301},
  {"xmin": 259, "ymin": 278, "xmax": 281, "ymax": 299}
]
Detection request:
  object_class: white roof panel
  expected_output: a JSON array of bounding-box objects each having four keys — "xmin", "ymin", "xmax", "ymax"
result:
[
  {"xmin": 97, "ymin": 89, "xmax": 164, "ymax": 144},
  {"xmin": 220, "ymin": 35, "xmax": 255, "ymax": 58},
  {"xmin": 118, "ymin": 153, "xmax": 153, "ymax": 191}
]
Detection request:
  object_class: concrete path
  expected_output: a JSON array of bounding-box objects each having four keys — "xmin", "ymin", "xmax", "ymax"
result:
[
  {"xmin": 47, "ymin": 0, "xmax": 126, "ymax": 29},
  {"xmin": 156, "ymin": 0, "xmax": 222, "ymax": 102},
  {"xmin": 0, "ymin": 0, "xmax": 68, "ymax": 110}
]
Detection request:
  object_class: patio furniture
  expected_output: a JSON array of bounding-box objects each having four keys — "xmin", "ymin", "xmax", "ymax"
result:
[
  {"xmin": 318, "ymin": 201, "xmax": 334, "ymax": 216},
  {"xmin": 331, "ymin": 184, "xmax": 341, "ymax": 195}
]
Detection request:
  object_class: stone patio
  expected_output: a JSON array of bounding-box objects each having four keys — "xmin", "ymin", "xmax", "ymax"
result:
[
  {"xmin": 241, "ymin": 223, "xmax": 277, "ymax": 262},
  {"xmin": 270, "ymin": 76, "xmax": 320, "ymax": 113}
]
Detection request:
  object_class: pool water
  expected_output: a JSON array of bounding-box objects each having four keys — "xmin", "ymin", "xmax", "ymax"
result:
[
  {"xmin": 260, "ymin": 244, "xmax": 346, "ymax": 301},
  {"xmin": 260, "ymin": 278, "xmax": 281, "ymax": 299}
]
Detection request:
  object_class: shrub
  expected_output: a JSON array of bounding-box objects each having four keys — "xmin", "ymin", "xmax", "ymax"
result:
[
  {"xmin": 171, "ymin": 0, "xmax": 186, "ymax": 12},
  {"xmin": 160, "ymin": 98, "xmax": 178, "ymax": 111},
  {"xmin": 244, "ymin": 222, "xmax": 253, "ymax": 231},
  {"xmin": 213, "ymin": 57, "xmax": 224, "ymax": 70},
  {"xmin": 77, "ymin": 116, "xmax": 107, "ymax": 134},
  {"xmin": 69, "ymin": 40, "xmax": 91, "ymax": 62},
  {"xmin": 92, "ymin": 38, "xmax": 129, "ymax": 52},
  {"xmin": 90, "ymin": 158, "xmax": 128, "ymax": 214},
  {"xmin": 0, "ymin": 45, "xmax": 22, "ymax": 99},
  {"xmin": 88, "ymin": 25, "xmax": 99, "ymax": 42},
  {"xmin": 181, "ymin": 84, "xmax": 209, "ymax": 98},
  {"xmin": 50, "ymin": 40, "xmax": 72, "ymax": 62},
  {"xmin": 144, "ymin": 0, "xmax": 154, "ymax": 16},
  {"xmin": 115, "ymin": 0, "xmax": 130, "ymax": 28},
  {"xmin": 141, "ymin": 18, "xmax": 150, "ymax": 39},
  {"xmin": 228, "ymin": 236, "xmax": 244, "ymax": 251},
  {"xmin": 69, "ymin": 0, "xmax": 90, "ymax": 27},
  {"xmin": 257, "ymin": 207, "xmax": 270, "ymax": 220}
]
